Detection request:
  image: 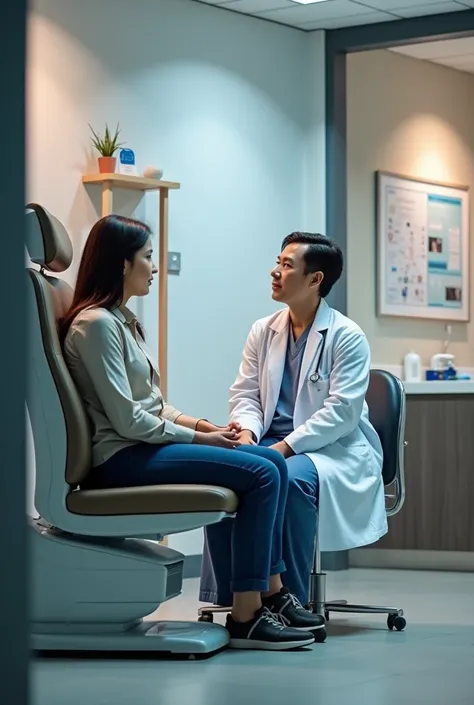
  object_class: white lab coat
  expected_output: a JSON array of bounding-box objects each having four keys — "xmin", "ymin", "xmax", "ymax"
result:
[{"xmin": 229, "ymin": 299, "xmax": 388, "ymax": 552}]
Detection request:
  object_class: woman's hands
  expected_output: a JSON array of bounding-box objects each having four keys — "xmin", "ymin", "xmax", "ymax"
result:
[
  {"xmin": 193, "ymin": 430, "xmax": 241, "ymax": 450},
  {"xmin": 193, "ymin": 419, "xmax": 258, "ymax": 449},
  {"xmin": 196, "ymin": 419, "xmax": 242, "ymax": 435}
]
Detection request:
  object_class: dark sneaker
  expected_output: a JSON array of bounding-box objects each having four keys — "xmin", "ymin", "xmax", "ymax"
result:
[
  {"xmin": 262, "ymin": 587, "xmax": 326, "ymax": 632},
  {"xmin": 225, "ymin": 606, "xmax": 315, "ymax": 651}
]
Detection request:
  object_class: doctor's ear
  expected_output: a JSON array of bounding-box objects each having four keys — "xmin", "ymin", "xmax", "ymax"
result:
[{"xmin": 310, "ymin": 271, "xmax": 324, "ymax": 289}]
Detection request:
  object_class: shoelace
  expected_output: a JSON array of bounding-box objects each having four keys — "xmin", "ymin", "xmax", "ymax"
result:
[
  {"xmin": 288, "ymin": 593, "xmax": 306, "ymax": 611},
  {"xmin": 274, "ymin": 593, "xmax": 308, "ymax": 625},
  {"xmin": 261, "ymin": 608, "xmax": 287, "ymax": 631}
]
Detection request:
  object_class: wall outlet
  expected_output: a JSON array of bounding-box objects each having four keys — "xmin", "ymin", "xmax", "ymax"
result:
[{"xmin": 168, "ymin": 252, "xmax": 181, "ymax": 274}]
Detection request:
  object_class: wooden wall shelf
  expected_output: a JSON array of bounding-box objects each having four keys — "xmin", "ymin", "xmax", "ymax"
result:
[{"xmin": 82, "ymin": 173, "xmax": 180, "ymax": 192}]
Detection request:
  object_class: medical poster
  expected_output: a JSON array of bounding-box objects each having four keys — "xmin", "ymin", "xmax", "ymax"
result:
[{"xmin": 376, "ymin": 172, "xmax": 469, "ymax": 322}]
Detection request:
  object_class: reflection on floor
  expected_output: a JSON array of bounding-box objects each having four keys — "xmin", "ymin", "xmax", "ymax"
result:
[{"xmin": 33, "ymin": 569, "xmax": 474, "ymax": 705}]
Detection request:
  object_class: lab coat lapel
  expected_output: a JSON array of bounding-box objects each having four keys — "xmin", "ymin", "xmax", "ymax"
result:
[{"xmin": 266, "ymin": 310, "xmax": 289, "ymax": 418}]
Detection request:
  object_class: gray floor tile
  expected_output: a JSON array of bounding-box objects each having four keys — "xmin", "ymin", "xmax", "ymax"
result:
[{"xmin": 32, "ymin": 568, "xmax": 474, "ymax": 705}]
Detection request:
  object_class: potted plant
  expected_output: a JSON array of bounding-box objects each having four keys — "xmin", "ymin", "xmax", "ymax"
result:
[{"xmin": 89, "ymin": 123, "xmax": 124, "ymax": 174}]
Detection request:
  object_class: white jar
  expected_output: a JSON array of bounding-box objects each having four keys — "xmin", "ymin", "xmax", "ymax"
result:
[{"xmin": 403, "ymin": 351, "xmax": 422, "ymax": 382}]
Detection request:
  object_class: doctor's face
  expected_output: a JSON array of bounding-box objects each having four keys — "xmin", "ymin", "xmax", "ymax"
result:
[{"xmin": 271, "ymin": 243, "xmax": 322, "ymax": 306}]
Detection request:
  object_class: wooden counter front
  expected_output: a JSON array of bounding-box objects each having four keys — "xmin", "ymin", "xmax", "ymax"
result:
[{"xmin": 376, "ymin": 393, "xmax": 474, "ymax": 552}]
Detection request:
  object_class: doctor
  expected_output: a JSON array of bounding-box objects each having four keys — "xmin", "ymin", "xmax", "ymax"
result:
[{"xmin": 200, "ymin": 232, "xmax": 387, "ymax": 608}]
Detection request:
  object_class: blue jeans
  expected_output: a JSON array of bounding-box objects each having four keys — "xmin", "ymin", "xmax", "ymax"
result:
[
  {"xmin": 82, "ymin": 441, "xmax": 289, "ymax": 594},
  {"xmin": 200, "ymin": 437, "xmax": 319, "ymax": 606}
]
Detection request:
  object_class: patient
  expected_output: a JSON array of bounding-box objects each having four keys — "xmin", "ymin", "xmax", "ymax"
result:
[{"xmin": 59, "ymin": 214, "xmax": 323, "ymax": 651}]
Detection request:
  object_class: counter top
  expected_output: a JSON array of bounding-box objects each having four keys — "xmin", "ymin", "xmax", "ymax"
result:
[
  {"xmin": 403, "ymin": 380, "xmax": 474, "ymax": 395},
  {"xmin": 372, "ymin": 365, "xmax": 474, "ymax": 394}
]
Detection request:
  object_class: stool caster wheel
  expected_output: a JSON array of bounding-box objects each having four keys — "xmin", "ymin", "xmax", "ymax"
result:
[
  {"xmin": 313, "ymin": 627, "xmax": 327, "ymax": 643},
  {"xmin": 387, "ymin": 614, "xmax": 406, "ymax": 631},
  {"xmin": 198, "ymin": 613, "xmax": 214, "ymax": 623}
]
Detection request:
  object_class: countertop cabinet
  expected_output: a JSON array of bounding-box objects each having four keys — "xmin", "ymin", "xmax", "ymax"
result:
[{"xmin": 376, "ymin": 394, "xmax": 474, "ymax": 552}]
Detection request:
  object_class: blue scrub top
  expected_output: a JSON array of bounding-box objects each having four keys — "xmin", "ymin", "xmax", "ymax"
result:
[{"xmin": 267, "ymin": 325, "xmax": 311, "ymax": 441}]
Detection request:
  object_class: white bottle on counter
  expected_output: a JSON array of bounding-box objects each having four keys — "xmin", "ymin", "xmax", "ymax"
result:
[{"xmin": 403, "ymin": 351, "xmax": 422, "ymax": 382}]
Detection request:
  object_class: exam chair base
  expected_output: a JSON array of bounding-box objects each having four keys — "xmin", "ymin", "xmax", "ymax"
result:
[
  {"xmin": 31, "ymin": 620, "xmax": 230, "ymax": 656},
  {"xmin": 30, "ymin": 519, "xmax": 230, "ymax": 656}
]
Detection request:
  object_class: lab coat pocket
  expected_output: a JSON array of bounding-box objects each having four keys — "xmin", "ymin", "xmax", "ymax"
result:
[
  {"xmin": 338, "ymin": 433, "xmax": 371, "ymax": 458},
  {"xmin": 305, "ymin": 376, "xmax": 330, "ymax": 413},
  {"xmin": 309, "ymin": 375, "xmax": 330, "ymax": 398}
]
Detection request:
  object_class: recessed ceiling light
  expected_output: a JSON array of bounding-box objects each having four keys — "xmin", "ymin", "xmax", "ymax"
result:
[{"xmin": 290, "ymin": 0, "xmax": 331, "ymax": 4}]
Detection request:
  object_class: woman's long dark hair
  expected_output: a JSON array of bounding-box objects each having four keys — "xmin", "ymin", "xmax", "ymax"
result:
[{"xmin": 59, "ymin": 214, "xmax": 151, "ymax": 344}]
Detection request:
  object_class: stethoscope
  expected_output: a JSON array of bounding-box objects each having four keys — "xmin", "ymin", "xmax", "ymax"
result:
[{"xmin": 309, "ymin": 329, "xmax": 328, "ymax": 384}]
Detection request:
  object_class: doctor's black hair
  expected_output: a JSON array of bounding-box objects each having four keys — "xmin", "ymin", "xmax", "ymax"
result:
[{"xmin": 281, "ymin": 232, "xmax": 343, "ymax": 298}]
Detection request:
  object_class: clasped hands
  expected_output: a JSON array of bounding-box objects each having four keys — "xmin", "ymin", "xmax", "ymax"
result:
[{"xmin": 195, "ymin": 419, "xmax": 293, "ymax": 457}]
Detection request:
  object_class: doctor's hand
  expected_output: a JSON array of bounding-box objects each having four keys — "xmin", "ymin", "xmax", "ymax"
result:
[
  {"xmin": 269, "ymin": 441, "xmax": 294, "ymax": 459},
  {"xmin": 236, "ymin": 429, "xmax": 257, "ymax": 446},
  {"xmin": 193, "ymin": 430, "xmax": 241, "ymax": 450}
]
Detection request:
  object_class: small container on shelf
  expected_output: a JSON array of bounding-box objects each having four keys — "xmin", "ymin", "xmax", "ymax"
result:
[
  {"xmin": 426, "ymin": 353, "xmax": 457, "ymax": 381},
  {"xmin": 403, "ymin": 351, "xmax": 422, "ymax": 383}
]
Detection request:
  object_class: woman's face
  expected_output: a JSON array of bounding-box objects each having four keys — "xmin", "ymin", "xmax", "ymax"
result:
[{"xmin": 123, "ymin": 237, "xmax": 157, "ymax": 301}]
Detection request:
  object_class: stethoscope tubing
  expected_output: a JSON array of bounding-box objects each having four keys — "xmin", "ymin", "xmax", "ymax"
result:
[{"xmin": 309, "ymin": 329, "xmax": 328, "ymax": 384}]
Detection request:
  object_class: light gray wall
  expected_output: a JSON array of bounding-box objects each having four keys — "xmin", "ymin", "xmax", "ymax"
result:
[
  {"xmin": 347, "ymin": 49, "xmax": 474, "ymax": 369},
  {"xmin": 27, "ymin": 0, "xmax": 326, "ymax": 554}
]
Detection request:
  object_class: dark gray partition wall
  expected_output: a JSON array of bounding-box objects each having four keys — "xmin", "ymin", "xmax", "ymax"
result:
[
  {"xmin": 323, "ymin": 9, "xmax": 474, "ymax": 572},
  {"xmin": 0, "ymin": 1, "xmax": 28, "ymax": 702}
]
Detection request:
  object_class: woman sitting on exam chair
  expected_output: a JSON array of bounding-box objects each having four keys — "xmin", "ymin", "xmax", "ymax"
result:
[{"xmin": 59, "ymin": 214, "xmax": 324, "ymax": 652}]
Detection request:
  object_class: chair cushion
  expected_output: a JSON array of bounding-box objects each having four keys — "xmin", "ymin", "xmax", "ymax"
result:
[{"xmin": 67, "ymin": 484, "xmax": 239, "ymax": 516}]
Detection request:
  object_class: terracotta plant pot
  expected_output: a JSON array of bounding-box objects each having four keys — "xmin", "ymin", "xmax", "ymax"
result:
[{"xmin": 98, "ymin": 156, "xmax": 116, "ymax": 174}]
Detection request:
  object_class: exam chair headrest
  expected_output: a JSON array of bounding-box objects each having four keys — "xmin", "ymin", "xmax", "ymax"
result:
[{"xmin": 26, "ymin": 203, "xmax": 73, "ymax": 273}]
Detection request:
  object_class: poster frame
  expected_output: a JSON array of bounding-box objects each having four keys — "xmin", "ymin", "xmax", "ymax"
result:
[{"xmin": 376, "ymin": 170, "xmax": 470, "ymax": 322}]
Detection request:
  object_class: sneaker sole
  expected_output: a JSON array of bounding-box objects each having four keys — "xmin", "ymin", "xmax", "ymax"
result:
[
  {"xmin": 291, "ymin": 623, "xmax": 326, "ymax": 631},
  {"xmin": 229, "ymin": 636, "xmax": 315, "ymax": 651}
]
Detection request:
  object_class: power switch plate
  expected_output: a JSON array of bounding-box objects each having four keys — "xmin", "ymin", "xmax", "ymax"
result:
[{"xmin": 168, "ymin": 252, "xmax": 181, "ymax": 274}]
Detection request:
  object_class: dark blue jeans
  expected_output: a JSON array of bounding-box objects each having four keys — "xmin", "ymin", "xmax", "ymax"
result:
[
  {"xmin": 200, "ymin": 437, "xmax": 319, "ymax": 606},
  {"xmin": 83, "ymin": 442, "xmax": 288, "ymax": 594}
]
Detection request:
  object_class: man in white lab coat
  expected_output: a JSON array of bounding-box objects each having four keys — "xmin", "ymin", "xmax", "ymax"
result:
[{"xmin": 200, "ymin": 232, "xmax": 387, "ymax": 608}]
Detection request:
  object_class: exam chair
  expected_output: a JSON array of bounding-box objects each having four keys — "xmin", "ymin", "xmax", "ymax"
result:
[
  {"xmin": 26, "ymin": 203, "xmax": 238, "ymax": 655},
  {"xmin": 308, "ymin": 369, "xmax": 407, "ymax": 638}
]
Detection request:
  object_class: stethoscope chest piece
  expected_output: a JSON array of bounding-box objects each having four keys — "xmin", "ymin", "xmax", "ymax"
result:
[{"xmin": 309, "ymin": 373, "xmax": 320, "ymax": 384}]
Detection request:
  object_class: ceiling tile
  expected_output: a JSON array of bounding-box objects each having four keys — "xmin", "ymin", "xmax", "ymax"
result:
[
  {"xmin": 196, "ymin": 1, "xmax": 240, "ymax": 4},
  {"xmin": 355, "ymin": 0, "xmax": 464, "ymax": 8},
  {"xmin": 389, "ymin": 35, "xmax": 474, "ymax": 76},
  {"xmin": 255, "ymin": 0, "xmax": 377, "ymax": 23},
  {"xmin": 391, "ymin": 36, "xmax": 474, "ymax": 59},
  {"xmin": 393, "ymin": 1, "xmax": 470, "ymax": 17},
  {"xmin": 213, "ymin": 0, "xmax": 294, "ymax": 14},
  {"xmin": 432, "ymin": 56, "xmax": 474, "ymax": 73},
  {"xmin": 300, "ymin": 10, "xmax": 398, "ymax": 27},
  {"xmin": 195, "ymin": 0, "xmax": 473, "ymax": 27}
]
